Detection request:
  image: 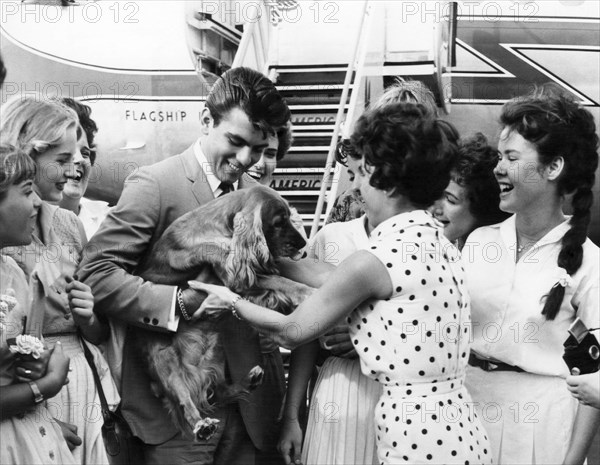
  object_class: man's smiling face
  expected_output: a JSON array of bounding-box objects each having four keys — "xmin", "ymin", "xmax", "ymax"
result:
[{"xmin": 201, "ymin": 107, "xmax": 269, "ymax": 184}]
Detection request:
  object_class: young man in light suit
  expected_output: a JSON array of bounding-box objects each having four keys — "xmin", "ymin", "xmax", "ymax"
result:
[{"xmin": 77, "ymin": 67, "xmax": 291, "ymax": 464}]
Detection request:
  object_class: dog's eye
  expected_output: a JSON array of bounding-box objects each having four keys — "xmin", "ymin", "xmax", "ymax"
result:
[{"xmin": 272, "ymin": 217, "xmax": 287, "ymax": 228}]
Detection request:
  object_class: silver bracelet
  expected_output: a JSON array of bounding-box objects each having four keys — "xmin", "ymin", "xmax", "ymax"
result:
[
  {"xmin": 230, "ymin": 295, "xmax": 245, "ymax": 321},
  {"xmin": 177, "ymin": 288, "xmax": 192, "ymax": 321}
]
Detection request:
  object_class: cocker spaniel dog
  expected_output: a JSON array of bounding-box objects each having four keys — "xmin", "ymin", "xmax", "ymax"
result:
[{"xmin": 136, "ymin": 185, "xmax": 309, "ymax": 441}]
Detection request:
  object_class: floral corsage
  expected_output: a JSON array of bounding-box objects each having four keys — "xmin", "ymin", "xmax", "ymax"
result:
[
  {"xmin": 0, "ymin": 290, "xmax": 18, "ymax": 329},
  {"xmin": 8, "ymin": 335, "xmax": 45, "ymax": 359}
]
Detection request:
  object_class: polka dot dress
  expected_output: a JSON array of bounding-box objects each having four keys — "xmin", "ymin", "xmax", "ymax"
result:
[{"xmin": 348, "ymin": 211, "xmax": 492, "ymax": 464}]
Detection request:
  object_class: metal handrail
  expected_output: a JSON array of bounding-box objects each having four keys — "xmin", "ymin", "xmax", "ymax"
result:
[
  {"xmin": 309, "ymin": 0, "xmax": 371, "ymax": 239},
  {"xmin": 232, "ymin": 3, "xmax": 272, "ymax": 73}
]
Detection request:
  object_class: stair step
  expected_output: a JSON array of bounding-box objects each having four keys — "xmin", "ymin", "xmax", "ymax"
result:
[
  {"xmin": 271, "ymin": 65, "xmax": 353, "ymax": 86},
  {"xmin": 275, "ymin": 167, "xmax": 333, "ymax": 174},
  {"xmin": 277, "ymin": 84, "xmax": 351, "ymax": 91},
  {"xmin": 292, "ymin": 126, "xmax": 335, "ymax": 133},
  {"xmin": 291, "ymin": 137, "xmax": 334, "ymax": 147},
  {"xmin": 267, "ymin": 65, "xmax": 353, "ymax": 231}
]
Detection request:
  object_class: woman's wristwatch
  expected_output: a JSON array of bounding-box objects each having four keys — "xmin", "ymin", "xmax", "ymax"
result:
[{"xmin": 28, "ymin": 381, "xmax": 44, "ymax": 404}]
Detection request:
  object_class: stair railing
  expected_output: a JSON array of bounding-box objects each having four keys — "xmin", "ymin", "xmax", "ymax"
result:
[
  {"xmin": 232, "ymin": 1, "xmax": 276, "ymax": 74},
  {"xmin": 309, "ymin": 0, "xmax": 372, "ymax": 238}
]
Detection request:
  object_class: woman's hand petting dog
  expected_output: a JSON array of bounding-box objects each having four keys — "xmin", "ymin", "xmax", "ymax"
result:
[
  {"xmin": 188, "ymin": 281, "xmax": 239, "ymax": 319},
  {"xmin": 180, "ymin": 268, "xmax": 223, "ymax": 321},
  {"xmin": 179, "ymin": 287, "xmax": 209, "ymax": 322}
]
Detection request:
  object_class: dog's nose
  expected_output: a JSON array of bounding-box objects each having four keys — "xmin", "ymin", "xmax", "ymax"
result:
[{"xmin": 294, "ymin": 233, "xmax": 307, "ymax": 250}]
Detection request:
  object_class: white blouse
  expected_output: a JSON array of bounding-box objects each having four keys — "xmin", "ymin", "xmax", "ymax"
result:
[
  {"xmin": 310, "ymin": 215, "xmax": 370, "ymax": 264},
  {"xmin": 464, "ymin": 215, "xmax": 599, "ymax": 377},
  {"xmin": 78, "ymin": 197, "xmax": 111, "ymax": 240}
]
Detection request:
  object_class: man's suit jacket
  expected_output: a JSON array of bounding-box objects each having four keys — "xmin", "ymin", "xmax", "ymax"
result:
[{"xmin": 77, "ymin": 145, "xmax": 269, "ymax": 446}]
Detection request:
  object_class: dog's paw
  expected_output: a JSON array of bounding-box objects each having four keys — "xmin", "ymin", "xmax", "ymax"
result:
[
  {"xmin": 247, "ymin": 365, "xmax": 264, "ymax": 390},
  {"xmin": 193, "ymin": 418, "xmax": 220, "ymax": 441}
]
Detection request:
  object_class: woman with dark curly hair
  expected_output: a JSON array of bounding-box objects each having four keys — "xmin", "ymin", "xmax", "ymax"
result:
[
  {"xmin": 59, "ymin": 98, "xmax": 111, "ymax": 240},
  {"xmin": 464, "ymin": 84, "xmax": 600, "ymax": 464},
  {"xmin": 247, "ymin": 121, "xmax": 293, "ymax": 186},
  {"xmin": 433, "ymin": 133, "xmax": 510, "ymax": 248},
  {"xmin": 327, "ymin": 78, "xmax": 439, "ymax": 225},
  {"xmin": 191, "ymin": 102, "xmax": 493, "ymax": 464}
]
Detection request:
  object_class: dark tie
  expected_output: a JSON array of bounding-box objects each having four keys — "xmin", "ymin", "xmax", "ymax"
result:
[{"xmin": 218, "ymin": 182, "xmax": 233, "ymax": 197}]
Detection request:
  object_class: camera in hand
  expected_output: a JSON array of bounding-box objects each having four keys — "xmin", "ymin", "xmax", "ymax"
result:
[{"xmin": 563, "ymin": 318, "xmax": 600, "ymax": 375}]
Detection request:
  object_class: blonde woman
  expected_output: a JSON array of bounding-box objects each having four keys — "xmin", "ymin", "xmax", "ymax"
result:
[{"xmin": 1, "ymin": 96, "xmax": 118, "ymax": 465}]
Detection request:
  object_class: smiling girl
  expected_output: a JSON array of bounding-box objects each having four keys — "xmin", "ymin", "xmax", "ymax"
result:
[
  {"xmin": 464, "ymin": 85, "xmax": 600, "ymax": 464},
  {"xmin": 433, "ymin": 133, "xmax": 510, "ymax": 248},
  {"xmin": 1, "ymin": 96, "xmax": 118, "ymax": 465},
  {"xmin": 59, "ymin": 98, "xmax": 112, "ymax": 240},
  {"xmin": 0, "ymin": 145, "xmax": 77, "ymax": 464}
]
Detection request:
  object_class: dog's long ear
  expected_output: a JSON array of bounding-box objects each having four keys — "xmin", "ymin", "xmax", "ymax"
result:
[{"xmin": 225, "ymin": 203, "xmax": 271, "ymax": 291}]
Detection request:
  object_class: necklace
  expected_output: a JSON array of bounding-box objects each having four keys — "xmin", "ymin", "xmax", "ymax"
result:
[
  {"xmin": 516, "ymin": 231, "xmax": 542, "ymax": 254},
  {"xmin": 516, "ymin": 237, "xmax": 537, "ymax": 254},
  {"xmin": 516, "ymin": 237, "xmax": 540, "ymax": 255}
]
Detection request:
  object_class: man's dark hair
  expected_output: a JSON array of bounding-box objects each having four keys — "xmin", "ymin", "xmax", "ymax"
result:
[{"xmin": 205, "ymin": 67, "xmax": 290, "ymax": 135}]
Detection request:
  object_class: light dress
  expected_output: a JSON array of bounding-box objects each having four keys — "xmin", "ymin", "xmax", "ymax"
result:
[
  {"xmin": 348, "ymin": 210, "xmax": 492, "ymax": 464},
  {"xmin": 4, "ymin": 203, "xmax": 119, "ymax": 465},
  {"xmin": 464, "ymin": 215, "xmax": 599, "ymax": 464},
  {"xmin": 78, "ymin": 197, "xmax": 111, "ymax": 240},
  {"xmin": 302, "ymin": 216, "xmax": 381, "ymax": 465},
  {"xmin": 0, "ymin": 255, "xmax": 76, "ymax": 465}
]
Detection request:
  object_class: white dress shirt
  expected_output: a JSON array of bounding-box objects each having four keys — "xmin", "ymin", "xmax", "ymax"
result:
[
  {"xmin": 464, "ymin": 215, "xmax": 599, "ymax": 376},
  {"xmin": 193, "ymin": 139, "xmax": 239, "ymax": 196}
]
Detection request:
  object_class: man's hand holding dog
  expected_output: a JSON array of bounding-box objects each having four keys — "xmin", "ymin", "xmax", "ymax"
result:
[{"xmin": 177, "ymin": 286, "xmax": 210, "ymax": 321}]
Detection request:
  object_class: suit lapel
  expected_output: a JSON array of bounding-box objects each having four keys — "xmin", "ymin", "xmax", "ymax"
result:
[
  {"xmin": 180, "ymin": 144, "xmax": 259, "ymax": 205},
  {"xmin": 180, "ymin": 145, "xmax": 214, "ymax": 205}
]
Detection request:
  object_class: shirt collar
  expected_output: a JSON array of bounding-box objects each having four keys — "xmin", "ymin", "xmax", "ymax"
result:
[
  {"xmin": 193, "ymin": 139, "xmax": 239, "ymax": 196},
  {"xmin": 500, "ymin": 213, "xmax": 572, "ymax": 253}
]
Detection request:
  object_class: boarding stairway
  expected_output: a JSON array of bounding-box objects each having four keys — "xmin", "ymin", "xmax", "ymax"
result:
[
  {"xmin": 269, "ymin": 64, "xmax": 354, "ymax": 232},
  {"xmin": 188, "ymin": 0, "xmax": 455, "ymax": 235}
]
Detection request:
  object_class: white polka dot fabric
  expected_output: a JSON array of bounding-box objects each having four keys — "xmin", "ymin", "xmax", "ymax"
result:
[{"xmin": 348, "ymin": 210, "xmax": 492, "ymax": 464}]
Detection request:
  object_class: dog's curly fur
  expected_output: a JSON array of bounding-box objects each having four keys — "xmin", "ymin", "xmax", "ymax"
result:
[{"xmin": 136, "ymin": 186, "xmax": 309, "ymax": 441}]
